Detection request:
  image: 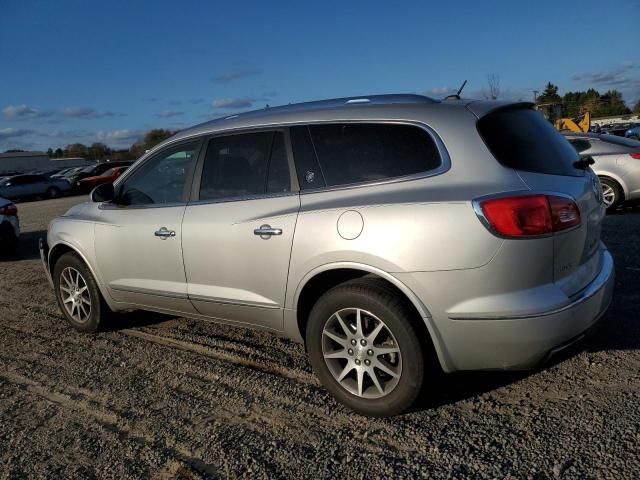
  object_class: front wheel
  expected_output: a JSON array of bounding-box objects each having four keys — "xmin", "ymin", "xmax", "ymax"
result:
[
  {"xmin": 47, "ymin": 186, "xmax": 61, "ymax": 199},
  {"xmin": 53, "ymin": 252, "xmax": 111, "ymax": 332},
  {"xmin": 306, "ymin": 279, "xmax": 425, "ymax": 417}
]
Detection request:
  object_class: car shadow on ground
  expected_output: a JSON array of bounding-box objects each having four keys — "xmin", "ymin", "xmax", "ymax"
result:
[
  {"xmin": 103, "ymin": 310, "xmax": 181, "ymax": 331},
  {"xmin": 1, "ymin": 230, "xmax": 45, "ymax": 261}
]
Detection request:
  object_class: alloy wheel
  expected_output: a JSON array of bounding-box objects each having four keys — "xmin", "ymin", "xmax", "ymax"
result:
[
  {"xmin": 59, "ymin": 267, "xmax": 92, "ymax": 323},
  {"xmin": 322, "ymin": 308, "xmax": 402, "ymax": 399},
  {"xmin": 601, "ymin": 184, "xmax": 615, "ymax": 207}
]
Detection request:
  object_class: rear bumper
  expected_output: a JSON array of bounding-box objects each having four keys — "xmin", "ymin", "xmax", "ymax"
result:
[
  {"xmin": 39, "ymin": 237, "xmax": 53, "ymax": 288},
  {"xmin": 401, "ymin": 248, "xmax": 615, "ymax": 372}
]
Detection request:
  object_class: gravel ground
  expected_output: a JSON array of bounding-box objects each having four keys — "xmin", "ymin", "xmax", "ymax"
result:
[{"xmin": 1, "ymin": 196, "xmax": 639, "ymax": 479}]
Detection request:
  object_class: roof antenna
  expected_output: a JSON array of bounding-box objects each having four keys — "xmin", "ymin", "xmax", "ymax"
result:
[{"xmin": 444, "ymin": 80, "xmax": 467, "ymax": 100}]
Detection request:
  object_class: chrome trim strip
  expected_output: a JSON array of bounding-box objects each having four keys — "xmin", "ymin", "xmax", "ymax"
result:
[
  {"xmin": 188, "ymin": 294, "xmax": 280, "ymax": 310},
  {"xmin": 110, "ymin": 285, "xmax": 189, "ymax": 300},
  {"xmin": 449, "ymin": 249, "xmax": 614, "ymax": 320}
]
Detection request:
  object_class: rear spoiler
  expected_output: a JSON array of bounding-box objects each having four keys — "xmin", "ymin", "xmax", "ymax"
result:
[{"xmin": 466, "ymin": 101, "xmax": 535, "ymax": 119}]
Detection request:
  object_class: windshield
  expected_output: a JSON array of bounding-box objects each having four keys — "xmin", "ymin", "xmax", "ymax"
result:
[{"xmin": 101, "ymin": 168, "xmax": 117, "ymax": 177}]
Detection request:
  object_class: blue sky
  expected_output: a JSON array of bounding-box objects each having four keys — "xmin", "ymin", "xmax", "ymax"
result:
[{"xmin": 1, "ymin": 0, "xmax": 638, "ymax": 151}]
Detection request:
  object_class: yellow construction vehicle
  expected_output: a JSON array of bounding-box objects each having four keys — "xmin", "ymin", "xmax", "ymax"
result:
[{"xmin": 554, "ymin": 111, "xmax": 591, "ymax": 133}]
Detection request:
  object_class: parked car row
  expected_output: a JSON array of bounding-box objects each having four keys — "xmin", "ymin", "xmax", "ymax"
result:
[
  {"xmin": 564, "ymin": 132, "xmax": 640, "ymax": 209},
  {"xmin": 592, "ymin": 122, "xmax": 640, "ymax": 138},
  {"xmin": 0, "ymin": 161, "xmax": 133, "ymax": 201}
]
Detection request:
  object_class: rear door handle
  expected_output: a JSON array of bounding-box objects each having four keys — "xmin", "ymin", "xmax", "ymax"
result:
[
  {"xmin": 254, "ymin": 225, "xmax": 282, "ymax": 237},
  {"xmin": 154, "ymin": 227, "xmax": 176, "ymax": 239}
]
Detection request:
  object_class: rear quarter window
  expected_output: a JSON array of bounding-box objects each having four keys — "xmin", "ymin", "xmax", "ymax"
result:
[
  {"xmin": 295, "ymin": 123, "xmax": 442, "ymax": 188},
  {"xmin": 477, "ymin": 108, "xmax": 583, "ymax": 177}
]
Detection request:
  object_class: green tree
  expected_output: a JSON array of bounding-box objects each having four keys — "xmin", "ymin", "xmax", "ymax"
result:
[
  {"xmin": 537, "ymin": 82, "xmax": 561, "ymax": 105},
  {"xmin": 54, "ymin": 148, "xmax": 63, "ymax": 158},
  {"xmin": 593, "ymin": 90, "xmax": 630, "ymax": 117},
  {"xmin": 129, "ymin": 129, "xmax": 174, "ymax": 158},
  {"xmin": 633, "ymin": 100, "xmax": 640, "ymax": 114},
  {"xmin": 46, "ymin": 147, "xmax": 54, "ymax": 157},
  {"xmin": 64, "ymin": 143, "xmax": 88, "ymax": 158},
  {"xmin": 87, "ymin": 142, "xmax": 111, "ymax": 160}
]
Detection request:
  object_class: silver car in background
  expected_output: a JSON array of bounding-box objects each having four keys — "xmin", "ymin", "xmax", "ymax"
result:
[
  {"xmin": 41, "ymin": 95, "xmax": 615, "ymax": 416},
  {"xmin": 564, "ymin": 132, "xmax": 640, "ymax": 209},
  {"xmin": 0, "ymin": 174, "xmax": 72, "ymax": 200}
]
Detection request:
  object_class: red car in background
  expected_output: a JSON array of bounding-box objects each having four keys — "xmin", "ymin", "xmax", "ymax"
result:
[{"xmin": 76, "ymin": 166, "xmax": 129, "ymax": 193}]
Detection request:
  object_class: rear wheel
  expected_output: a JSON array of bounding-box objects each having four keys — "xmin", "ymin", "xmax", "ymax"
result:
[
  {"xmin": 306, "ymin": 279, "xmax": 425, "ymax": 417},
  {"xmin": 46, "ymin": 186, "xmax": 61, "ymax": 199},
  {"xmin": 599, "ymin": 177, "xmax": 622, "ymax": 211},
  {"xmin": 53, "ymin": 252, "xmax": 111, "ymax": 332}
]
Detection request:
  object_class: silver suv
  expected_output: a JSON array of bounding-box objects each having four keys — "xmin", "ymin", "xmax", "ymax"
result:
[{"xmin": 41, "ymin": 94, "xmax": 615, "ymax": 416}]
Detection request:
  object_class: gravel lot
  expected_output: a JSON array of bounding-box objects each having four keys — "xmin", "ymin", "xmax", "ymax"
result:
[{"xmin": 1, "ymin": 196, "xmax": 639, "ymax": 479}]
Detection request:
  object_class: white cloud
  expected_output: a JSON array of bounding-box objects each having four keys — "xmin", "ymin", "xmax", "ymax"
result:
[
  {"xmin": 212, "ymin": 97, "xmax": 257, "ymax": 109},
  {"xmin": 0, "ymin": 127, "xmax": 33, "ymax": 139},
  {"xmin": 212, "ymin": 67, "xmax": 262, "ymax": 84},
  {"xmin": 63, "ymin": 107, "xmax": 124, "ymax": 118},
  {"xmin": 155, "ymin": 110, "xmax": 184, "ymax": 118},
  {"xmin": 2, "ymin": 104, "xmax": 53, "ymax": 119}
]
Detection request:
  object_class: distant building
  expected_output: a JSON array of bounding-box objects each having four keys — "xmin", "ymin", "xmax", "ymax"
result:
[{"xmin": 0, "ymin": 152, "xmax": 93, "ymax": 174}]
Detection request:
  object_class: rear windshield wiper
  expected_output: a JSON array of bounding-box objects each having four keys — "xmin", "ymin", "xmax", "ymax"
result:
[{"xmin": 573, "ymin": 155, "xmax": 595, "ymax": 170}]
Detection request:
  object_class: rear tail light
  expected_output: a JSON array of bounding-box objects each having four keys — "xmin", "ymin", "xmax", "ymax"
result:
[
  {"xmin": 0, "ymin": 203, "xmax": 17, "ymax": 216},
  {"xmin": 629, "ymin": 152, "xmax": 640, "ymax": 159},
  {"xmin": 477, "ymin": 194, "xmax": 580, "ymax": 237}
]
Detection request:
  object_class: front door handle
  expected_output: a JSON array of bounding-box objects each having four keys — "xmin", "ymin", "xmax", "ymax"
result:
[
  {"xmin": 154, "ymin": 227, "xmax": 176, "ymax": 239},
  {"xmin": 254, "ymin": 225, "xmax": 283, "ymax": 237}
]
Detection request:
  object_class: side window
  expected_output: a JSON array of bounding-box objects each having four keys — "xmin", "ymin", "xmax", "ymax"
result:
[
  {"xmin": 568, "ymin": 139, "xmax": 591, "ymax": 153},
  {"xmin": 307, "ymin": 123, "xmax": 442, "ymax": 187},
  {"xmin": 117, "ymin": 142, "xmax": 197, "ymax": 206},
  {"xmin": 199, "ymin": 131, "xmax": 289, "ymax": 201},
  {"xmin": 290, "ymin": 126, "xmax": 325, "ymax": 190}
]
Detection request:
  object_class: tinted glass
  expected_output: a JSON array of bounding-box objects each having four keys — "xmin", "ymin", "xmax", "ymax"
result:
[
  {"xmin": 307, "ymin": 123, "xmax": 442, "ymax": 187},
  {"xmin": 477, "ymin": 108, "xmax": 582, "ymax": 177},
  {"xmin": 568, "ymin": 139, "xmax": 591, "ymax": 153},
  {"xmin": 267, "ymin": 132, "xmax": 291, "ymax": 193},
  {"xmin": 290, "ymin": 126, "xmax": 325, "ymax": 189},
  {"xmin": 118, "ymin": 142, "xmax": 197, "ymax": 206},
  {"xmin": 200, "ymin": 132, "xmax": 274, "ymax": 200}
]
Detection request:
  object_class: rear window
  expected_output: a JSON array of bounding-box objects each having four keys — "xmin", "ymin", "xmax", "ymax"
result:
[
  {"xmin": 478, "ymin": 108, "xmax": 583, "ymax": 177},
  {"xmin": 294, "ymin": 123, "xmax": 441, "ymax": 188}
]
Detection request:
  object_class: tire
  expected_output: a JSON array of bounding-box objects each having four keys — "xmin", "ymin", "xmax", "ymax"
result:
[
  {"xmin": 46, "ymin": 186, "xmax": 61, "ymax": 199},
  {"xmin": 306, "ymin": 278, "xmax": 425, "ymax": 417},
  {"xmin": 53, "ymin": 252, "xmax": 111, "ymax": 333},
  {"xmin": 0, "ymin": 222, "xmax": 17, "ymax": 256},
  {"xmin": 599, "ymin": 177, "xmax": 623, "ymax": 211}
]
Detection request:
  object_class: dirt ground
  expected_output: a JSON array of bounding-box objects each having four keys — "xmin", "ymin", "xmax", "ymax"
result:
[{"xmin": 0, "ymin": 195, "xmax": 638, "ymax": 479}]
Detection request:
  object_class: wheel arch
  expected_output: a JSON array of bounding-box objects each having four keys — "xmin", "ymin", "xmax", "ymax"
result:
[
  {"xmin": 47, "ymin": 240, "xmax": 114, "ymax": 309},
  {"xmin": 596, "ymin": 172, "xmax": 627, "ymax": 200},
  {"xmin": 291, "ymin": 262, "xmax": 451, "ymax": 372}
]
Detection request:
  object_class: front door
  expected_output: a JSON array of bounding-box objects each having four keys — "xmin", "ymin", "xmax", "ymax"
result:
[
  {"xmin": 182, "ymin": 130, "xmax": 300, "ymax": 330},
  {"xmin": 94, "ymin": 140, "xmax": 201, "ymax": 314}
]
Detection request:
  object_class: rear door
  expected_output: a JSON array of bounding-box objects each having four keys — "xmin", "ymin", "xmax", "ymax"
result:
[
  {"xmin": 181, "ymin": 129, "xmax": 300, "ymax": 330},
  {"xmin": 476, "ymin": 106, "xmax": 605, "ymax": 296}
]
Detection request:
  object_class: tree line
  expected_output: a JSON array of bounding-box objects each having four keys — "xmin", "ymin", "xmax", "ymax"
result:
[
  {"xmin": 44, "ymin": 128, "xmax": 175, "ymax": 160},
  {"xmin": 535, "ymin": 82, "xmax": 640, "ymax": 120}
]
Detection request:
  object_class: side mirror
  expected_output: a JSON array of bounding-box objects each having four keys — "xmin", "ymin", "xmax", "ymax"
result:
[{"xmin": 91, "ymin": 182, "xmax": 115, "ymax": 203}]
